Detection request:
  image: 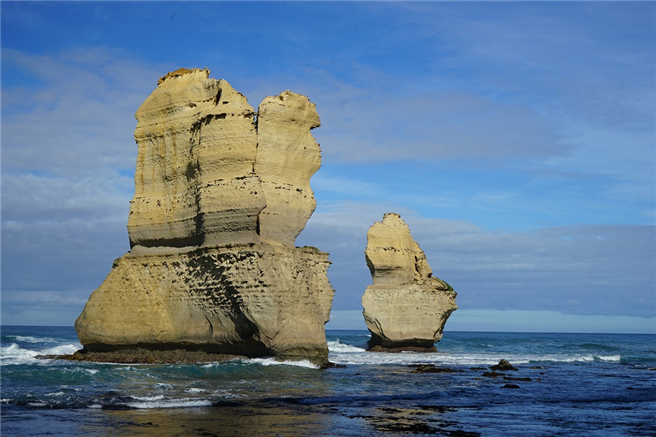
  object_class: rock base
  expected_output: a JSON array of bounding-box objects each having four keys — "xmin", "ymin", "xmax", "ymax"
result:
[
  {"xmin": 40, "ymin": 348, "xmax": 247, "ymax": 365},
  {"xmin": 368, "ymin": 344, "xmax": 438, "ymax": 353},
  {"xmin": 75, "ymin": 244, "xmax": 334, "ymax": 367},
  {"xmin": 362, "ymin": 283, "xmax": 457, "ymax": 350}
]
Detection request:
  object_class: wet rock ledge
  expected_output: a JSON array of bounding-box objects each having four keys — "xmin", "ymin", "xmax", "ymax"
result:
[{"xmin": 39, "ymin": 348, "xmax": 247, "ymax": 365}]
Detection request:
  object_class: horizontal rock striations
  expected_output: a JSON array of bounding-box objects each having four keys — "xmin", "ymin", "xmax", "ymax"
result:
[
  {"xmin": 128, "ymin": 68, "xmax": 260, "ymax": 248},
  {"xmin": 127, "ymin": 68, "xmax": 321, "ymax": 249},
  {"xmin": 75, "ymin": 68, "xmax": 333, "ymax": 365},
  {"xmin": 76, "ymin": 245, "xmax": 333, "ymax": 362},
  {"xmin": 362, "ymin": 213, "xmax": 457, "ymax": 351}
]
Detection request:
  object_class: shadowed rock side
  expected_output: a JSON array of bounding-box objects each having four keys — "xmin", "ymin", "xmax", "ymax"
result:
[
  {"xmin": 75, "ymin": 68, "xmax": 334, "ymax": 366},
  {"xmin": 362, "ymin": 213, "xmax": 457, "ymax": 351}
]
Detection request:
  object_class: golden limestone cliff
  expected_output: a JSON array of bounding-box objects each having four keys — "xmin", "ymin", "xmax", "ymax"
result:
[
  {"xmin": 75, "ymin": 69, "xmax": 334, "ymax": 365},
  {"xmin": 362, "ymin": 213, "xmax": 457, "ymax": 351}
]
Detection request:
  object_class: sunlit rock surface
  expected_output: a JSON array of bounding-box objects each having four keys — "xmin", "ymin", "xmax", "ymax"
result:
[{"xmin": 76, "ymin": 68, "xmax": 333, "ymax": 365}]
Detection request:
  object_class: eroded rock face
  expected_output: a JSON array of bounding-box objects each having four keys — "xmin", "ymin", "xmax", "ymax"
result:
[
  {"xmin": 362, "ymin": 213, "xmax": 457, "ymax": 351},
  {"xmin": 128, "ymin": 69, "xmax": 260, "ymax": 248},
  {"xmin": 76, "ymin": 245, "xmax": 333, "ymax": 363},
  {"xmin": 127, "ymin": 68, "xmax": 320, "ymax": 249},
  {"xmin": 76, "ymin": 69, "xmax": 333, "ymax": 365}
]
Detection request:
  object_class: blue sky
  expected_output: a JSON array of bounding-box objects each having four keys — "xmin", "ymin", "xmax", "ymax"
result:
[{"xmin": 1, "ymin": 2, "xmax": 654, "ymax": 333}]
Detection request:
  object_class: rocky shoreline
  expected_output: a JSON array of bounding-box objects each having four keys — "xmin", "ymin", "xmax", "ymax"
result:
[
  {"xmin": 37, "ymin": 348, "xmax": 248, "ymax": 365},
  {"xmin": 368, "ymin": 345, "xmax": 438, "ymax": 353},
  {"xmin": 38, "ymin": 348, "xmax": 345, "ymax": 368}
]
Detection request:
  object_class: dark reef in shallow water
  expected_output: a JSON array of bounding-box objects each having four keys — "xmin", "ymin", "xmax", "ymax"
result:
[
  {"xmin": 38, "ymin": 348, "xmax": 247, "ymax": 364},
  {"xmin": 368, "ymin": 344, "xmax": 438, "ymax": 353}
]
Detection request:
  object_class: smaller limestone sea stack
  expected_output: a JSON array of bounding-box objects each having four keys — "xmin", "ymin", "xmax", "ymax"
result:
[{"xmin": 362, "ymin": 213, "xmax": 457, "ymax": 351}]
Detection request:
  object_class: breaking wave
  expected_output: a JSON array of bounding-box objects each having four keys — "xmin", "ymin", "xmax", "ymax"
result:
[{"xmin": 1, "ymin": 343, "xmax": 80, "ymax": 366}]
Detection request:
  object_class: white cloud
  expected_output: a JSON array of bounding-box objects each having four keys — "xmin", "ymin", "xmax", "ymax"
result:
[
  {"xmin": 300, "ymin": 203, "xmax": 656, "ymax": 319},
  {"xmin": 2, "ymin": 173, "xmax": 130, "ymax": 222},
  {"xmin": 2, "ymin": 47, "xmax": 162, "ymax": 178},
  {"xmin": 327, "ymin": 309, "xmax": 656, "ymax": 334},
  {"xmin": 445, "ymin": 310, "xmax": 656, "ymax": 334},
  {"xmin": 299, "ymin": 80, "xmax": 570, "ymax": 165},
  {"xmin": 1, "ymin": 48, "xmax": 156, "ymax": 325},
  {"xmin": 339, "ymin": 3, "xmax": 655, "ymax": 188}
]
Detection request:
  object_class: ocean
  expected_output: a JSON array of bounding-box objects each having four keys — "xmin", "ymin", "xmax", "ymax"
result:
[{"xmin": 1, "ymin": 326, "xmax": 655, "ymax": 436}]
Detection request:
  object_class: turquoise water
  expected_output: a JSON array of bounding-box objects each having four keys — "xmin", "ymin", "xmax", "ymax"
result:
[{"xmin": 2, "ymin": 326, "xmax": 655, "ymax": 436}]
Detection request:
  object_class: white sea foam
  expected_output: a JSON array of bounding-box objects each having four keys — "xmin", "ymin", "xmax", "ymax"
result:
[
  {"xmin": 328, "ymin": 340, "xmax": 367, "ymax": 353},
  {"xmin": 327, "ymin": 343, "xmax": 623, "ymax": 367},
  {"xmin": 14, "ymin": 335, "xmax": 56, "ymax": 343},
  {"xmin": 56, "ymin": 367, "xmax": 100, "ymax": 376},
  {"xmin": 28, "ymin": 402, "xmax": 47, "ymax": 407},
  {"xmin": 211, "ymin": 389, "xmax": 239, "ymax": 399},
  {"xmin": 1, "ymin": 343, "xmax": 39, "ymax": 365},
  {"xmin": 186, "ymin": 388, "xmax": 206, "ymax": 393},
  {"xmin": 328, "ymin": 347, "xmax": 514, "ymax": 366},
  {"xmin": 249, "ymin": 358, "xmax": 319, "ymax": 369},
  {"xmin": 596, "ymin": 355, "xmax": 622, "ymax": 362},
  {"xmin": 43, "ymin": 344, "xmax": 80, "ymax": 356},
  {"xmin": 126, "ymin": 398, "xmax": 213, "ymax": 409},
  {"xmin": 530, "ymin": 354, "xmax": 595, "ymax": 363},
  {"xmin": 131, "ymin": 395, "xmax": 165, "ymax": 401},
  {"xmin": 0, "ymin": 343, "xmax": 81, "ymax": 365}
]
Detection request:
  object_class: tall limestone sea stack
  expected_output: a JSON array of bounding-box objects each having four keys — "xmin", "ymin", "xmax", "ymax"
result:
[
  {"xmin": 362, "ymin": 213, "xmax": 458, "ymax": 351},
  {"xmin": 75, "ymin": 68, "xmax": 334, "ymax": 366}
]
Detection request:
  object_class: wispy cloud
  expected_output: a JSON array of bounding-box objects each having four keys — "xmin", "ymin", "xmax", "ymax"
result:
[
  {"xmin": 2, "ymin": 47, "xmax": 162, "ymax": 178},
  {"xmin": 314, "ymin": 88, "xmax": 569, "ymax": 164},
  {"xmin": 301, "ymin": 204, "xmax": 656, "ymax": 319},
  {"xmin": 2, "ymin": 48, "xmax": 158, "ymax": 316}
]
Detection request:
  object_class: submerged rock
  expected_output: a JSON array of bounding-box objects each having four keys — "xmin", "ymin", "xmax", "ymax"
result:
[
  {"xmin": 362, "ymin": 213, "xmax": 457, "ymax": 351},
  {"xmin": 490, "ymin": 359, "xmax": 518, "ymax": 371},
  {"xmin": 75, "ymin": 68, "xmax": 334, "ymax": 366},
  {"xmin": 410, "ymin": 364, "xmax": 460, "ymax": 374}
]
